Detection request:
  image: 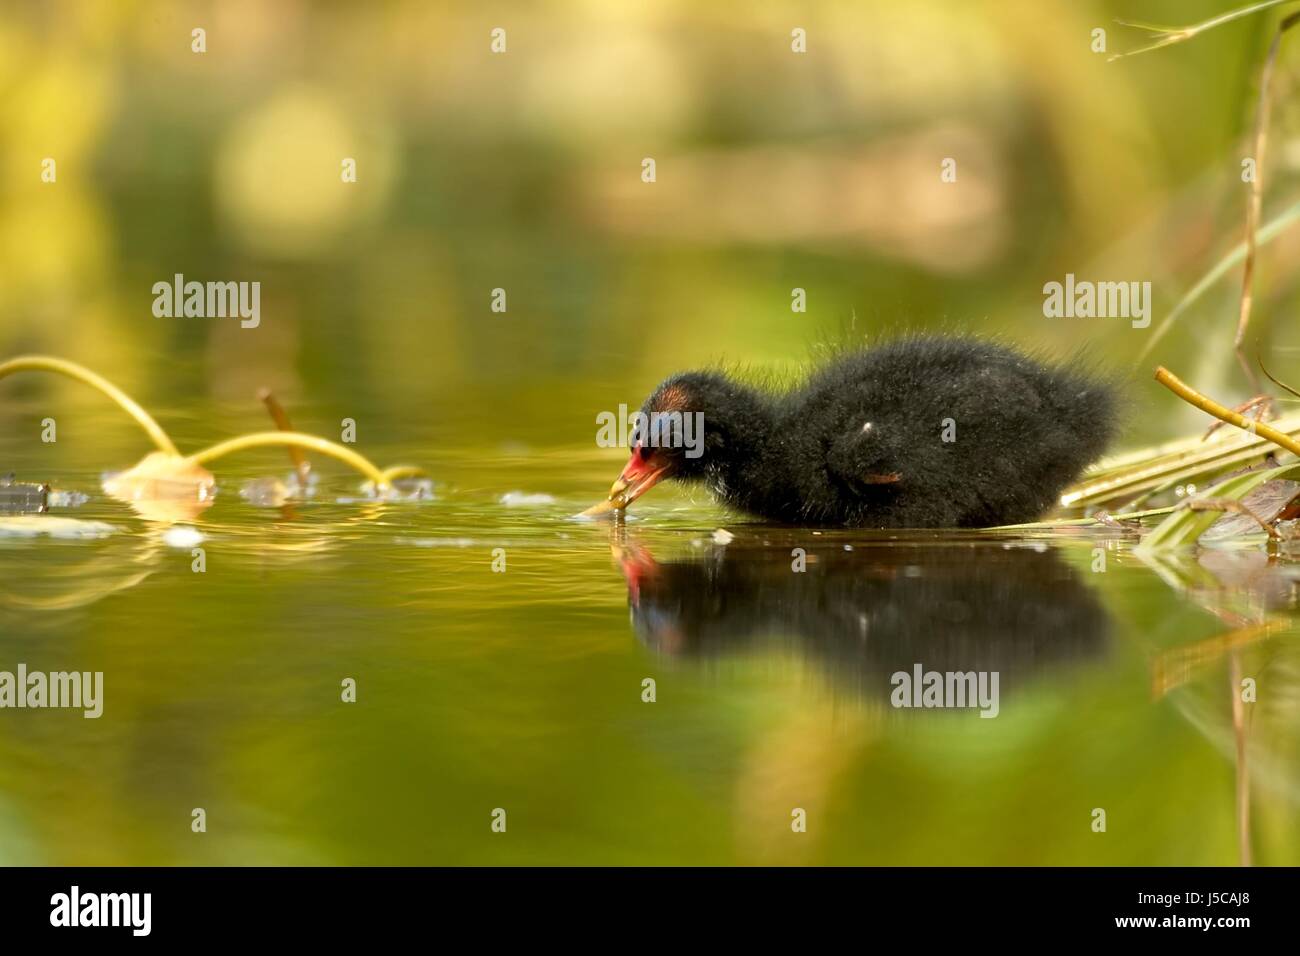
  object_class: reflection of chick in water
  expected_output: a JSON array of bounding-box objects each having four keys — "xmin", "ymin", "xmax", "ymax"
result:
[{"xmin": 617, "ymin": 540, "xmax": 1110, "ymax": 704}]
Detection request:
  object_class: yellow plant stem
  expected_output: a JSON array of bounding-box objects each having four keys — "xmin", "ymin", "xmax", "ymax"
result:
[
  {"xmin": 187, "ymin": 432, "xmax": 389, "ymax": 487},
  {"xmin": 0, "ymin": 355, "xmax": 180, "ymax": 456},
  {"xmin": 1155, "ymin": 366, "xmax": 1300, "ymax": 457},
  {"xmin": 379, "ymin": 464, "xmax": 427, "ymax": 484}
]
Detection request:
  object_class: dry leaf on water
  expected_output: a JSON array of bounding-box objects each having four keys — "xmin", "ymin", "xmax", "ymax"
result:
[{"xmin": 102, "ymin": 452, "xmax": 217, "ymax": 523}]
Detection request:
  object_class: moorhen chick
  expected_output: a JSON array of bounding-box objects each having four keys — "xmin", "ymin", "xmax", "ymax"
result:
[{"xmin": 590, "ymin": 336, "xmax": 1117, "ymax": 528}]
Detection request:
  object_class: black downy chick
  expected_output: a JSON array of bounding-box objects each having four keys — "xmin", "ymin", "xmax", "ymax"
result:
[{"xmin": 593, "ymin": 336, "xmax": 1117, "ymax": 528}]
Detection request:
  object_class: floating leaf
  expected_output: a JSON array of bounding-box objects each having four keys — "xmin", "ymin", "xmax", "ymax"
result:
[{"xmin": 102, "ymin": 452, "xmax": 216, "ymax": 523}]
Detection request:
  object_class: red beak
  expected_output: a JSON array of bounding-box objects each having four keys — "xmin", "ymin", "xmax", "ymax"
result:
[{"xmin": 584, "ymin": 447, "xmax": 672, "ymax": 515}]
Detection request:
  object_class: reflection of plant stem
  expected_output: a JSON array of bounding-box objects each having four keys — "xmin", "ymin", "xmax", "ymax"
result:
[
  {"xmin": 187, "ymin": 432, "xmax": 388, "ymax": 486},
  {"xmin": 1151, "ymin": 619, "xmax": 1283, "ymax": 696},
  {"xmin": 1, "ymin": 535, "xmax": 161, "ymax": 611},
  {"xmin": 0, "ymin": 355, "xmax": 180, "ymax": 456},
  {"xmin": 1229, "ymin": 651, "xmax": 1253, "ymax": 867},
  {"xmin": 1154, "ymin": 366, "xmax": 1300, "ymax": 456}
]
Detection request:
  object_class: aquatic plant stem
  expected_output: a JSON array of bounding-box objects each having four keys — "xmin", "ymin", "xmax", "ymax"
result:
[
  {"xmin": 1111, "ymin": 0, "xmax": 1295, "ymax": 59},
  {"xmin": 187, "ymin": 432, "xmax": 388, "ymax": 486},
  {"xmin": 0, "ymin": 355, "xmax": 180, "ymax": 456},
  {"xmin": 378, "ymin": 464, "xmax": 427, "ymax": 484},
  {"xmin": 1236, "ymin": 10, "xmax": 1300, "ymax": 393},
  {"xmin": 1137, "ymin": 198, "xmax": 1300, "ymax": 363},
  {"xmin": 1154, "ymin": 366, "xmax": 1300, "ymax": 456},
  {"xmin": 257, "ymin": 387, "xmax": 312, "ymax": 487},
  {"xmin": 991, "ymin": 506, "xmax": 1177, "ymax": 530},
  {"xmin": 1258, "ymin": 351, "xmax": 1300, "ymax": 401}
]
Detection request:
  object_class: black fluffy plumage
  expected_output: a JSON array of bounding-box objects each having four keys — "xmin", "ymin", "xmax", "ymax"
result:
[{"xmin": 625, "ymin": 336, "xmax": 1117, "ymax": 528}]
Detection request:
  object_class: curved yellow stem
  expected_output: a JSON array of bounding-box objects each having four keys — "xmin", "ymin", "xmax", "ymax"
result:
[
  {"xmin": 1155, "ymin": 366, "xmax": 1300, "ymax": 457},
  {"xmin": 379, "ymin": 464, "xmax": 427, "ymax": 483},
  {"xmin": 0, "ymin": 355, "xmax": 180, "ymax": 456},
  {"xmin": 186, "ymin": 431, "xmax": 388, "ymax": 486}
]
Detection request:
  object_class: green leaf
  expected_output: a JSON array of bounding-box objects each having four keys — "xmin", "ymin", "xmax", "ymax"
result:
[{"xmin": 1136, "ymin": 463, "xmax": 1300, "ymax": 552}]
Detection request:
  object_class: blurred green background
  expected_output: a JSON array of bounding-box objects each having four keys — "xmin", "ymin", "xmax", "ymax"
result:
[
  {"xmin": 2, "ymin": 1, "xmax": 1299, "ymax": 866},
  {"xmin": 5, "ymin": 0, "xmax": 1300, "ymax": 447}
]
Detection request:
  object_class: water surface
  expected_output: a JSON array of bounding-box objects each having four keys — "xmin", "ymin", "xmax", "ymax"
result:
[{"xmin": 2, "ymin": 419, "xmax": 1296, "ymax": 865}]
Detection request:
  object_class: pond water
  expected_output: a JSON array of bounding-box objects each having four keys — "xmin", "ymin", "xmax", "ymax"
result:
[
  {"xmin": 1, "ymin": 398, "xmax": 1296, "ymax": 866},
  {"xmin": 8, "ymin": 0, "xmax": 1300, "ymax": 871}
]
